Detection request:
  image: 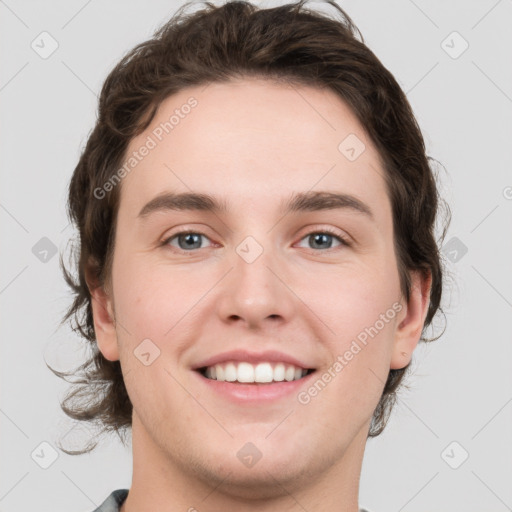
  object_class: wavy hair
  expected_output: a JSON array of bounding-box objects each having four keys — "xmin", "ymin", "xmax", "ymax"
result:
[{"xmin": 50, "ymin": 0, "xmax": 451, "ymax": 454}]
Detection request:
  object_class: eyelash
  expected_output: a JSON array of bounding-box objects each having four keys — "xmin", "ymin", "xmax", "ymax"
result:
[{"xmin": 161, "ymin": 227, "xmax": 351, "ymax": 254}]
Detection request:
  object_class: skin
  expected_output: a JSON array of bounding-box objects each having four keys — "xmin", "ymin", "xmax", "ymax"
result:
[{"xmin": 88, "ymin": 77, "xmax": 431, "ymax": 512}]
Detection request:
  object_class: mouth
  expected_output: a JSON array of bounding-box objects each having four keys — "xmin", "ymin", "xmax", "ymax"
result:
[{"xmin": 196, "ymin": 361, "xmax": 316, "ymax": 385}]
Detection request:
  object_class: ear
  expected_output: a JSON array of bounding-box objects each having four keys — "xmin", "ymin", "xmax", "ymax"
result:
[
  {"xmin": 390, "ymin": 269, "xmax": 432, "ymax": 370},
  {"xmin": 85, "ymin": 265, "xmax": 120, "ymax": 362}
]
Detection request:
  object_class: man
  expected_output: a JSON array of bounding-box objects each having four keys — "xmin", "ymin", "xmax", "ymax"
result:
[{"xmin": 57, "ymin": 1, "xmax": 448, "ymax": 510}]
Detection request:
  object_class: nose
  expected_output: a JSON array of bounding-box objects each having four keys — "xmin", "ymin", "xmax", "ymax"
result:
[{"xmin": 215, "ymin": 240, "xmax": 297, "ymax": 330}]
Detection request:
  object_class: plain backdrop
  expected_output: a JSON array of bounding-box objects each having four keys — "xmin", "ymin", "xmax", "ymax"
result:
[{"xmin": 1, "ymin": 1, "xmax": 511, "ymax": 511}]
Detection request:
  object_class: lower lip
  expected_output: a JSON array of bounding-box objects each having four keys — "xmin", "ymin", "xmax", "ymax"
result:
[{"xmin": 192, "ymin": 370, "xmax": 316, "ymax": 404}]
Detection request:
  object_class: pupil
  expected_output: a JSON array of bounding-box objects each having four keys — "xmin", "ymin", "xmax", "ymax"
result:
[
  {"xmin": 181, "ymin": 233, "xmax": 201, "ymax": 249},
  {"xmin": 311, "ymin": 233, "xmax": 331, "ymax": 249}
]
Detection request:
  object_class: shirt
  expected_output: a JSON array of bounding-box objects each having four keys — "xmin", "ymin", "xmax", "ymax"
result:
[{"xmin": 90, "ymin": 489, "xmax": 372, "ymax": 511}]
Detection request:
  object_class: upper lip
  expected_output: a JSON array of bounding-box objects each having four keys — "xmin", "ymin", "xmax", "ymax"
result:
[{"xmin": 191, "ymin": 349, "xmax": 315, "ymax": 371}]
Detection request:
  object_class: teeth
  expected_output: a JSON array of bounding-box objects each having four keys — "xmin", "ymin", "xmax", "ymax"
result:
[
  {"xmin": 225, "ymin": 362, "xmax": 237, "ymax": 382},
  {"xmin": 255, "ymin": 362, "xmax": 273, "ymax": 383},
  {"xmin": 273, "ymin": 363, "xmax": 285, "ymax": 381},
  {"xmin": 238, "ymin": 362, "xmax": 255, "ymax": 383},
  {"xmin": 203, "ymin": 362, "xmax": 310, "ymax": 383}
]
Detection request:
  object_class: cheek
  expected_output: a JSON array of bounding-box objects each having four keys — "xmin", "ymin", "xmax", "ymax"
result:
[
  {"xmin": 112, "ymin": 256, "xmax": 212, "ymax": 350},
  {"xmin": 298, "ymin": 259, "xmax": 401, "ymax": 394},
  {"xmin": 117, "ymin": 280, "xmax": 182, "ymax": 338},
  {"xmin": 301, "ymin": 261, "xmax": 400, "ymax": 337}
]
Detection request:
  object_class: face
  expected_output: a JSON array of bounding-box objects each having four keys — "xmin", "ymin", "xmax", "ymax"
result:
[{"xmin": 91, "ymin": 77, "xmax": 430, "ymax": 498}]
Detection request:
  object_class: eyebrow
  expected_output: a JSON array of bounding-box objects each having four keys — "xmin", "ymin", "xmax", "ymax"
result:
[{"xmin": 137, "ymin": 190, "xmax": 374, "ymax": 221}]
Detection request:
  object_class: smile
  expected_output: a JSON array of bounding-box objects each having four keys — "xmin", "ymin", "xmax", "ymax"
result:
[{"xmin": 198, "ymin": 361, "xmax": 315, "ymax": 384}]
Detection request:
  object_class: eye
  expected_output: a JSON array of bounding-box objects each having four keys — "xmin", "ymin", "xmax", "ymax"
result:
[
  {"xmin": 296, "ymin": 229, "xmax": 350, "ymax": 251},
  {"xmin": 161, "ymin": 228, "xmax": 350, "ymax": 253},
  {"xmin": 162, "ymin": 231, "xmax": 214, "ymax": 252}
]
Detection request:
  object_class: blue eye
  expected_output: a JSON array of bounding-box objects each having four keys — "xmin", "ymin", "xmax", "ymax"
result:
[
  {"xmin": 162, "ymin": 228, "xmax": 350, "ymax": 254},
  {"xmin": 164, "ymin": 231, "xmax": 213, "ymax": 251},
  {"xmin": 296, "ymin": 230, "xmax": 349, "ymax": 251}
]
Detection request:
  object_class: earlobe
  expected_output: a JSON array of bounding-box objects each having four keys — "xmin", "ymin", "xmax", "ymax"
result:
[
  {"xmin": 86, "ymin": 267, "xmax": 120, "ymax": 362},
  {"xmin": 390, "ymin": 269, "xmax": 432, "ymax": 370}
]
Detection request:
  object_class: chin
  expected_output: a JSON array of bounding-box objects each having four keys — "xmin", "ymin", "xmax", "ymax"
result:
[
  {"xmin": 184, "ymin": 441, "xmax": 328, "ymax": 500},
  {"xmin": 197, "ymin": 458, "xmax": 314, "ymax": 500}
]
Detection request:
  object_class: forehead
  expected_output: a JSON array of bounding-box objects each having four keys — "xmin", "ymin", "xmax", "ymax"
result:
[{"xmin": 118, "ymin": 77, "xmax": 389, "ymax": 218}]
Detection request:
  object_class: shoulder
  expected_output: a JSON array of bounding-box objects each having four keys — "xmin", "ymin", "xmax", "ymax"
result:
[{"xmin": 88, "ymin": 489, "xmax": 129, "ymax": 512}]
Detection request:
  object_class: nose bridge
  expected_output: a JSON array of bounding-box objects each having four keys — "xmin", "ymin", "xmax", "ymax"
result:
[{"xmin": 216, "ymin": 233, "xmax": 294, "ymax": 327}]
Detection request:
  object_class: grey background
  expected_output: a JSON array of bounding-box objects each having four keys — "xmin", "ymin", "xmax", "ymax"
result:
[{"xmin": 1, "ymin": 0, "xmax": 511, "ymax": 511}]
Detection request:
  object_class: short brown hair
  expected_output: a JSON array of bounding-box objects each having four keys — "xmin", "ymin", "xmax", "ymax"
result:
[{"xmin": 51, "ymin": 0, "xmax": 451, "ymax": 454}]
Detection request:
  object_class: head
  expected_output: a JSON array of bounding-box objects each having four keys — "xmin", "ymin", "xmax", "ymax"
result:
[{"xmin": 54, "ymin": 0, "xmax": 449, "ymax": 480}]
